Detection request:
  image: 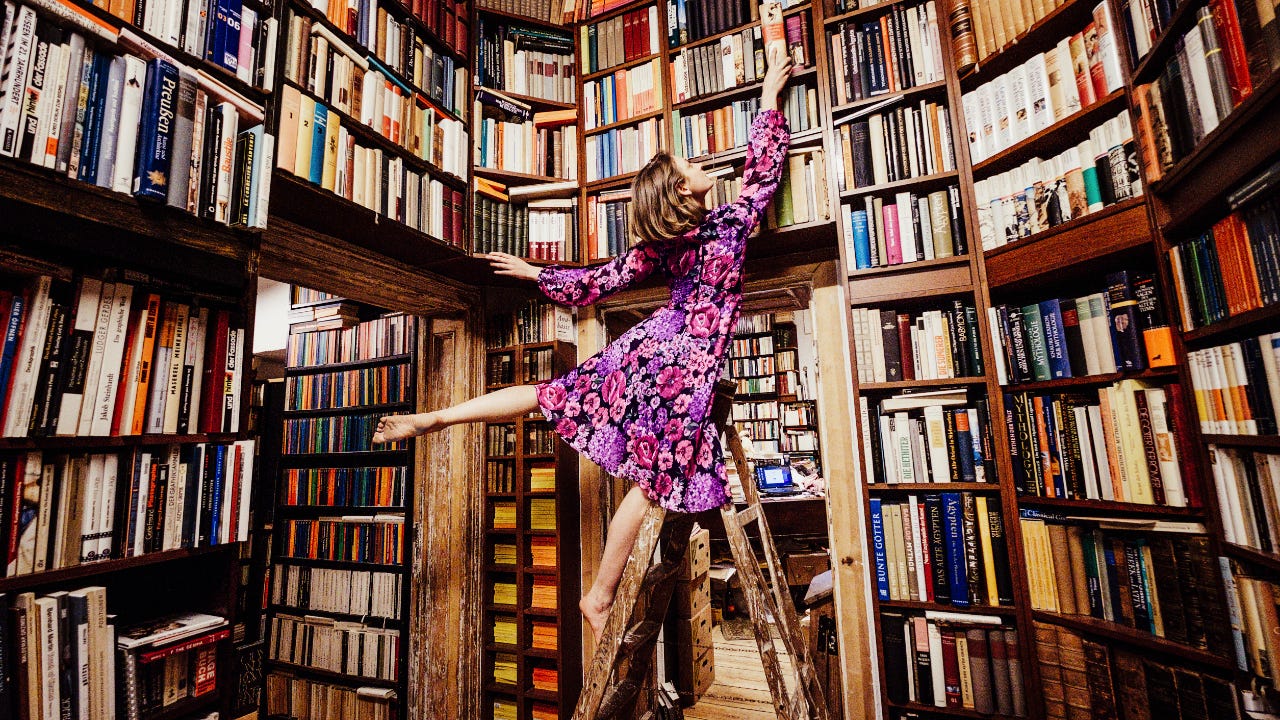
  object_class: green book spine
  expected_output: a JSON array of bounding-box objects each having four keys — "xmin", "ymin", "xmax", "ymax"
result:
[{"xmin": 1020, "ymin": 303, "xmax": 1052, "ymax": 381}]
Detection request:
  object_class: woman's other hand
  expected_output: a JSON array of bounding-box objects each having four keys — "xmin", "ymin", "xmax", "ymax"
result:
[{"xmin": 488, "ymin": 252, "xmax": 541, "ymax": 282}]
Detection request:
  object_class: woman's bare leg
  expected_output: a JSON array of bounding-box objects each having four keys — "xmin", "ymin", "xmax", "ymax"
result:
[
  {"xmin": 372, "ymin": 385, "xmax": 540, "ymax": 444},
  {"xmin": 580, "ymin": 486, "xmax": 657, "ymax": 639}
]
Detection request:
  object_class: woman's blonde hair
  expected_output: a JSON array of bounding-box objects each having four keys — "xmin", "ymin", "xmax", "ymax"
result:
[{"xmin": 628, "ymin": 152, "xmax": 706, "ymax": 247}]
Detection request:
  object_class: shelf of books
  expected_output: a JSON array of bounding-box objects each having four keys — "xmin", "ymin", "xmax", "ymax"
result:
[
  {"xmin": 483, "ymin": 299, "xmax": 582, "ymax": 720},
  {"xmin": 264, "ymin": 307, "xmax": 418, "ymax": 720}
]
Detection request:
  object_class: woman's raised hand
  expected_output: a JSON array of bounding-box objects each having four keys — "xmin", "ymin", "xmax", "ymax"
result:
[
  {"xmin": 761, "ymin": 45, "xmax": 795, "ymax": 112},
  {"xmin": 487, "ymin": 252, "xmax": 542, "ymax": 282}
]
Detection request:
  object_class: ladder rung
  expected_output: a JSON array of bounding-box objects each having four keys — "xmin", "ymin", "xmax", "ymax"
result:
[{"xmin": 736, "ymin": 505, "xmax": 759, "ymax": 526}]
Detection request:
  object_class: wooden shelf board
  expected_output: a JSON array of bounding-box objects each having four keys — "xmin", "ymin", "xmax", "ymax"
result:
[
  {"xmin": 473, "ymin": 86, "xmax": 576, "ymax": 110},
  {"xmin": 487, "ymin": 341, "xmax": 559, "ymax": 354},
  {"xmin": 672, "ymin": 67, "xmax": 819, "ymax": 113},
  {"xmin": 840, "ymin": 170, "xmax": 960, "ymax": 199},
  {"xmin": 972, "ymin": 90, "xmax": 1128, "ymax": 177},
  {"xmin": 476, "ymin": 5, "xmax": 571, "ymax": 30},
  {"xmin": 859, "ymin": 377, "xmax": 988, "ymax": 391},
  {"xmin": 583, "ymin": 0, "xmax": 656, "ymax": 23},
  {"xmin": 825, "ymin": 0, "xmax": 914, "ymax": 25},
  {"xmin": 878, "ymin": 599, "xmax": 1018, "ymax": 615},
  {"xmin": 1017, "ymin": 496, "xmax": 1205, "ymax": 518},
  {"xmin": 145, "ymin": 691, "xmax": 222, "ymax": 720},
  {"xmin": 273, "ymin": 557, "xmax": 408, "ymax": 572},
  {"xmin": 866, "ymin": 482, "xmax": 1001, "ymax": 492},
  {"xmin": 267, "ymin": 605, "xmax": 402, "ymax": 626},
  {"xmin": 265, "ymin": 659, "xmax": 399, "ymax": 688},
  {"xmin": 849, "ymin": 254, "xmax": 970, "ymax": 279},
  {"xmin": 1202, "ymin": 434, "xmax": 1280, "ymax": 449},
  {"xmin": 582, "ymin": 52, "xmax": 663, "ymax": 82},
  {"xmin": 831, "ymin": 80, "xmax": 949, "ymax": 116},
  {"xmin": 886, "ymin": 699, "xmax": 1021, "ymax": 719},
  {"xmin": 849, "ymin": 283, "xmax": 976, "ymax": 306},
  {"xmin": 585, "ymin": 171, "xmax": 640, "ymax": 190},
  {"xmin": 1029, "ymin": 610, "xmax": 1233, "ymax": 670},
  {"xmin": 583, "ymin": 108, "xmax": 665, "ymax": 136},
  {"xmin": 1223, "ymin": 543, "xmax": 1280, "ymax": 574},
  {"xmin": 277, "ymin": 505, "xmax": 407, "ymax": 515},
  {"xmin": 848, "ymin": 259, "xmax": 974, "ymax": 305},
  {"xmin": 0, "ymin": 432, "xmax": 241, "ymax": 451},
  {"xmin": 1001, "ymin": 366, "xmax": 1179, "ymax": 392},
  {"xmin": 0, "ymin": 545, "xmax": 234, "ymax": 593},
  {"xmin": 1183, "ymin": 303, "xmax": 1280, "ymax": 346},
  {"xmin": 472, "ymin": 167, "xmax": 575, "ymax": 185},
  {"xmin": 284, "ymin": 354, "xmax": 413, "ymax": 375}
]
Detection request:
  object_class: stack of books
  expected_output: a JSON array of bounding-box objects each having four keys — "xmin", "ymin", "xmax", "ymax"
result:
[
  {"xmin": 531, "ymin": 620, "xmax": 558, "ymax": 650},
  {"xmin": 530, "ymin": 498, "xmax": 557, "ymax": 530},
  {"xmin": 530, "ymin": 537, "xmax": 557, "ymax": 567},
  {"xmin": 118, "ymin": 611, "xmax": 230, "ymax": 718},
  {"xmin": 493, "ymin": 616, "xmax": 518, "ymax": 645},
  {"xmin": 530, "ymin": 467, "xmax": 557, "ymax": 491},
  {"xmin": 531, "ymin": 577, "xmax": 558, "ymax": 609},
  {"xmin": 493, "ymin": 543, "xmax": 518, "ymax": 565},
  {"xmin": 493, "ymin": 581, "xmax": 517, "ymax": 606},
  {"xmin": 493, "ymin": 501, "xmax": 517, "ymax": 529},
  {"xmin": 532, "ymin": 666, "xmax": 558, "ymax": 692},
  {"xmin": 493, "ymin": 653, "xmax": 518, "ymax": 685}
]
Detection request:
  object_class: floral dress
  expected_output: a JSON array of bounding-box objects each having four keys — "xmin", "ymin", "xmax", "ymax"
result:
[{"xmin": 535, "ymin": 109, "xmax": 790, "ymax": 513}]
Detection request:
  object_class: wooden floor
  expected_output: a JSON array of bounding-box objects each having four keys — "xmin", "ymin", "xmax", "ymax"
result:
[{"xmin": 683, "ymin": 625, "xmax": 793, "ymax": 720}]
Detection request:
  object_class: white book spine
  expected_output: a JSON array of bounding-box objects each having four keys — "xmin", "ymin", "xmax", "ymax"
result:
[
  {"xmin": 38, "ymin": 40, "xmax": 67, "ymax": 169},
  {"xmin": 37, "ymin": 597, "xmax": 59, "ymax": 720},
  {"xmin": 80, "ymin": 454, "xmax": 104, "ymax": 563},
  {"xmin": 0, "ymin": 6, "xmax": 36, "ymax": 157},
  {"xmin": 112, "ymin": 55, "xmax": 146, "ymax": 195},
  {"xmin": 3, "ymin": 275, "xmax": 52, "ymax": 437},
  {"xmin": 87, "ymin": 283, "xmax": 132, "ymax": 437},
  {"xmin": 97, "ymin": 455, "xmax": 118, "ymax": 560}
]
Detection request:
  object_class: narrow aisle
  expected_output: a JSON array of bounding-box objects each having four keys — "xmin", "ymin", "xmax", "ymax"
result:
[{"xmin": 683, "ymin": 625, "xmax": 794, "ymax": 720}]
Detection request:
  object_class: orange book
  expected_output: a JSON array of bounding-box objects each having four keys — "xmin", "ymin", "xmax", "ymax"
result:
[
  {"xmin": 1229, "ymin": 214, "xmax": 1263, "ymax": 311},
  {"xmin": 1032, "ymin": 396, "xmax": 1054, "ymax": 497},
  {"xmin": 1211, "ymin": 217, "xmax": 1245, "ymax": 315},
  {"xmin": 614, "ymin": 68, "xmax": 629, "ymax": 119},
  {"xmin": 1096, "ymin": 388, "xmax": 1125, "ymax": 500},
  {"xmin": 760, "ymin": 1, "xmax": 786, "ymax": 56},
  {"xmin": 130, "ymin": 294, "xmax": 163, "ymax": 435},
  {"xmin": 879, "ymin": 16, "xmax": 898, "ymax": 93}
]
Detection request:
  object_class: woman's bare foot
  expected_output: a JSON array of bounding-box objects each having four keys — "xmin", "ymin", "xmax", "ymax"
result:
[
  {"xmin": 372, "ymin": 413, "xmax": 440, "ymax": 444},
  {"xmin": 579, "ymin": 590, "xmax": 613, "ymax": 640}
]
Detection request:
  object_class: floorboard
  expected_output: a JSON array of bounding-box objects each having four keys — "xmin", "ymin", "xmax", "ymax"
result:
[{"xmin": 683, "ymin": 625, "xmax": 792, "ymax": 720}]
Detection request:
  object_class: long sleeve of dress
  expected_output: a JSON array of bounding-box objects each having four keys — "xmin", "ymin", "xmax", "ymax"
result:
[
  {"xmin": 709, "ymin": 109, "xmax": 791, "ymax": 250},
  {"xmin": 538, "ymin": 243, "xmax": 664, "ymax": 307}
]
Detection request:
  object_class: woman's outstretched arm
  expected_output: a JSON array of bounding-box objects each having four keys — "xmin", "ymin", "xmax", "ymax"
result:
[{"xmin": 515, "ymin": 243, "xmax": 665, "ymax": 307}]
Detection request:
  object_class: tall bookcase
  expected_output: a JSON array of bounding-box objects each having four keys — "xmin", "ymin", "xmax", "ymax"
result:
[
  {"xmin": 482, "ymin": 327, "xmax": 583, "ymax": 720},
  {"xmin": 264, "ymin": 311, "xmax": 419, "ymax": 719}
]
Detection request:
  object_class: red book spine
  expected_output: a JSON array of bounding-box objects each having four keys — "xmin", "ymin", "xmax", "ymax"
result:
[
  {"xmin": 1230, "ymin": 213, "xmax": 1263, "ymax": 309},
  {"xmin": 915, "ymin": 500, "xmax": 934, "ymax": 600},
  {"xmin": 898, "ymin": 314, "xmax": 915, "ymax": 380},
  {"xmin": 1166, "ymin": 382, "xmax": 1203, "ymax": 507},
  {"xmin": 1211, "ymin": 216, "xmax": 1244, "ymax": 315},
  {"xmin": 6, "ymin": 454, "xmax": 26, "ymax": 572},
  {"xmin": 1209, "ymin": 0, "xmax": 1254, "ymax": 104},
  {"xmin": 138, "ymin": 628, "xmax": 231, "ymax": 664},
  {"xmin": 452, "ymin": 189, "xmax": 465, "ymax": 246},
  {"xmin": 941, "ymin": 628, "xmax": 962, "ymax": 707},
  {"xmin": 199, "ymin": 311, "xmax": 230, "ymax": 434}
]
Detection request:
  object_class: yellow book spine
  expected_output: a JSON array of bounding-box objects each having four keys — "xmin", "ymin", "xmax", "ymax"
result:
[{"xmin": 976, "ymin": 496, "xmax": 1000, "ymax": 604}]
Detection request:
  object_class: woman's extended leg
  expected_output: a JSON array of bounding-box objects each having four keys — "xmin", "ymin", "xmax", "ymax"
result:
[
  {"xmin": 372, "ymin": 385, "xmax": 540, "ymax": 444},
  {"xmin": 580, "ymin": 486, "xmax": 657, "ymax": 639}
]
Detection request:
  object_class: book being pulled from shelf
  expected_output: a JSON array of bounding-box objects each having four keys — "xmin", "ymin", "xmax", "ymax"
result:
[
  {"xmin": 285, "ymin": 313, "xmax": 417, "ymax": 368},
  {"xmin": 281, "ymin": 12, "xmax": 470, "ymax": 171},
  {"xmin": 988, "ymin": 271, "xmax": 1174, "ymax": 385},
  {"xmin": 1168, "ymin": 194, "xmax": 1280, "ymax": 331},
  {"xmin": 580, "ymin": 5, "xmax": 659, "ymax": 75},
  {"xmin": 475, "ymin": 18, "xmax": 576, "ymax": 104},
  {"xmin": 473, "ymin": 192, "xmax": 579, "ymax": 262},
  {"xmin": 827, "ymin": 1, "xmax": 946, "ymax": 107},
  {"xmin": 584, "ymin": 116, "xmax": 663, "ymax": 182},
  {"xmin": 1130, "ymin": 0, "xmax": 1279, "ymax": 183},
  {"xmin": 841, "ymin": 184, "xmax": 965, "ymax": 271},
  {"xmin": 1186, "ymin": 333, "xmax": 1280, "ymax": 435},
  {"xmin": 1034, "ymin": 621, "xmax": 1240, "ymax": 720},
  {"xmin": 669, "ymin": 11, "xmax": 811, "ymax": 104},
  {"xmin": 0, "ymin": 274, "xmax": 247, "ymax": 438},
  {"xmin": 1019, "ymin": 510, "xmax": 1233, "ymax": 655},
  {"xmin": 1, "ymin": 587, "xmax": 117, "ymax": 720},
  {"xmin": 860, "ymin": 388, "xmax": 996, "ymax": 485},
  {"xmin": 285, "ymin": 363, "xmax": 411, "ymax": 411},
  {"xmin": 269, "ymin": 613, "xmax": 400, "ymax": 681},
  {"xmin": 851, "ymin": 302, "xmax": 984, "ymax": 383},
  {"xmin": 871, "ymin": 492, "xmax": 1013, "ymax": 606},
  {"xmin": 583, "ymin": 58, "xmax": 663, "ymax": 128},
  {"xmin": 266, "ymin": 672, "xmax": 400, "ymax": 720},
  {"xmin": 0, "ymin": 11, "xmax": 275, "ymax": 226},
  {"xmin": 474, "ymin": 90, "xmax": 578, "ymax": 178},
  {"xmin": 283, "ymin": 466, "xmax": 407, "ymax": 507},
  {"xmin": 961, "ymin": 3, "xmax": 1125, "ymax": 164},
  {"xmin": 834, "ymin": 99, "xmax": 955, "ymax": 189},
  {"xmin": 282, "ymin": 515, "xmax": 405, "ymax": 564},
  {"xmin": 485, "ymin": 299, "xmax": 572, "ymax": 347},
  {"xmin": 275, "ymin": 85, "xmax": 466, "ymax": 246},
  {"xmin": 271, "ymin": 564, "xmax": 403, "ymax": 619},
  {"xmin": 585, "ymin": 188, "xmax": 632, "ymax": 261},
  {"xmin": 881, "ymin": 612, "xmax": 1026, "ymax": 715},
  {"xmin": 1004, "ymin": 380, "xmax": 1198, "ymax": 506},
  {"xmin": 973, "ymin": 111, "xmax": 1142, "ymax": 252}
]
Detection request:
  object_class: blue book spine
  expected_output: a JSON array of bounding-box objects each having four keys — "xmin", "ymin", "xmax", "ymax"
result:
[
  {"xmin": 1038, "ymin": 299, "xmax": 1072, "ymax": 378},
  {"xmin": 1102, "ymin": 543, "xmax": 1123, "ymax": 621},
  {"xmin": 211, "ymin": 445, "xmax": 225, "ymax": 544},
  {"xmin": 132, "ymin": 59, "xmax": 179, "ymax": 201},
  {"xmin": 309, "ymin": 104, "xmax": 327, "ymax": 185},
  {"xmin": 219, "ymin": 0, "xmax": 242, "ymax": 71},
  {"xmin": 869, "ymin": 498, "xmax": 889, "ymax": 600},
  {"xmin": 852, "ymin": 209, "xmax": 871, "ymax": 269},
  {"xmin": 1219, "ymin": 556, "xmax": 1250, "ymax": 670},
  {"xmin": 941, "ymin": 492, "xmax": 969, "ymax": 607},
  {"xmin": 77, "ymin": 53, "xmax": 109, "ymax": 183},
  {"xmin": 205, "ymin": 0, "xmax": 223, "ymax": 63},
  {"xmin": 954, "ymin": 409, "xmax": 976, "ymax": 483},
  {"xmin": 0, "ymin": 295, "xmax": 25, "ymax": 410},
  {"xmin": 676, "ymin": 0, "xmax": 687, "ymax": 46},
  {"xmin": 1125, "ymin": 540, "xmax": 1154, "ymax": 633}
]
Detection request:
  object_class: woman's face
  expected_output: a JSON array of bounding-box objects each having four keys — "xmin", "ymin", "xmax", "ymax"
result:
[{"xmin": 673, "ymin": 156, "xmax": 713, "ymax": 201}]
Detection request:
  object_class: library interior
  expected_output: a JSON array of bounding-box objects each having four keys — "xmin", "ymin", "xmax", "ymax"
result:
[{"xmin": 0, "ymin": 0, "xmax": 1278, "ymax": 715}]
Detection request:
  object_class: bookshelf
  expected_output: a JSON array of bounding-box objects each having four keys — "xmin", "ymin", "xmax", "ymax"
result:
[
  {"xmin": 482, "ymin": 323, "xmax": 582, "ymax": 720},
  {"xmin": 264, "ymin": 309, "xmax": 418, "ymax": 719}
]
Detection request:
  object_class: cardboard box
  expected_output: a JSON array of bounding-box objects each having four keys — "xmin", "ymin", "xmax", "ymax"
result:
[
  {"xmin": 677, "ymin": 603, "xmax": 714, "ymax": 669},
  {"xmin": 681, "ymin": 528, "xmax": 710, "ymax": 580},
  {"xmin": 785, "ymin": 551, "xmax": 830, "ymax": 588},
  {"xmin": 675, "ymin": 572, "xmax": 711, "ymax": 620}
]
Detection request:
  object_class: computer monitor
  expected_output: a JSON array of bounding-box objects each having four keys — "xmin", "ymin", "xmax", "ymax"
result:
[{"xmin": 755, "ymin": 464, "xmax": 793, "ymax": 491}]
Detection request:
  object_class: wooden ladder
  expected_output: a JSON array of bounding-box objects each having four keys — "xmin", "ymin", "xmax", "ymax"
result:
[{"xmin": 572, "ymin": 381, "xmax": 831, "ymax": 720}]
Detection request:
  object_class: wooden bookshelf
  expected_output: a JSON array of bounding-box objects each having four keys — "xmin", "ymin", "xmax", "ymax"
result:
[{"xmin": 481, "ymin": 338, "xmax": 582, "ymax": 720}]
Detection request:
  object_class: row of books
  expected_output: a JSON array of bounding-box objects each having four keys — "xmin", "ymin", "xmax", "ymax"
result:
[
  {"xmin": 882, "ymin": 614, "xmax": 1026, "ymax": 715},
  {"xmin": 0, "ymin": 443, "xmax": 251, "ymax": 578},
  {"xmin": 285, "ymin": 314, "xmax": 416, "ymax": 367},
  {"xmin": 472, "ymin": 195, "xmax": 579, "ymax": 262},
  {"xmin": 973, "ymin": 112, "xmax": 1142, "ymax": 251},
  {"xmin": 861, "ymin": 389, "xmax": 995, "ymax": 485},
  {"xmin": 669, "ymin": 15, "xmax": 811, "ymax": 104},
  {"xmin": 585, "ymin": 188, "xmax": 631, "ymax": 260},
  {"xmin": 281, "ymin": 515, "xmax": 406, "ymax": 564},
  {"xmin": 1131, "ymin": 1, "xmax": 1279, "ymax": 182},
  {"xmin": 285, "ymin": 412, "xmax": 406, "ymax": 453},
  {"xmin": 1019, "ymin": 512, "xmax": 1232, "ymax": 654},
  {"xmin": 730, "ymin": 355, "xmax": 777, "ymax": 377},
  {"xmin": 1224, "ymin": 561, "xmax": 1280, "ymax": 682},
  {"xmin": 851, "ymin": 303, "xmax": 985, "ymax": 383},
  {"xmin": 291, "ymin": 287, "xmax": 342, "ymax": 306},
  {"xmin": 486, "ymin": 351, "xmax": 517, "ymax": 386},
  {"xmin": 579, "ymin": 5, "xmax": 660, "ymax": 75},
  {"xmin": 327, "ymin": 0, "xmax": 470, "ymax": 59},
  {"xmin": 282, "ymin": 12, "xmax": 470, "ymax": 142},
  {"xmin": 671, "ymin": 85, "xmax": 818, "ymax": 160},
  {"xmin": 473, "ymin": 103, "xmax": 577, "ymax": 178},
  {"xmin": 271, "ymin": 564, "xmax": 404, "ymax": 619},
  {"xmin": 665, "ymin": 0, "xmax": 765, "ymax": 47},
  {"xmin": 1186, "ymin": 334, "xmax": 1280, "ymax": 435},
  {"xmin": 827, "ymin": 1, "xmax": 946, "ymax": 106},
  {"xmin": 523, "ymin": 347, "xmax": 555, "ymax": 383},
  {"xmin": 281, "ymin": 466, "xmax": 408, "ymax": 507},
  {"xmin": 525, "ymin": 421, "xmax": 558, "ymax": 454},
  {"xmin": 1167, "ymin": 198, "xmax": 1280, "ymax": 330},
  {"xmin": 269, "ymin": 613, "xmax": 400, "ymax": 681},
  {"xmin": 709, "ymin": 147, "xmax": 828, "ymax": 229},
  {"xmin": 988, "ymin": 272, "xmax": 1170, "ymax": 385},
  {"xmin": 487, "ymin": 424, "xmax": 517, "ymax": 456},
  {"xmin": 837, "ymin": 100, "xmax": 956, "ymax": 189},
  {"xmin": 276, "ymin": 87, "xmax": 469, "ymax": 246},
  {"xmin": 285, "ymin": 363, "xmax": 411, "ymax": 411},
  {"xmin": 0, "ymin": 276, "xmax": 246, "ymax": 439},
  {"xmin": 841, "ymin": 185, "xmax": 966, "ymax": 271},
  {"xmin": 265, "ymin": 673, "xmax": 399, "ymax": 720},
  {"xmin": 960, "ymin": 4, "xmax": 1125, "ymax": 164},
  {"xmin": 965, "ymin": 0, "xmax": 1072, "ymax": 62},
  {"xmin": 583, "ymin": 116, "xmax": 662, "ymax": 182},
  {"xmin": 1004, "ymin": 381, "xmax": 1195, "ymax": 506},
  {"xmin": 485, "ymin": 460, "xmax": 516, "ymax": 491},
  {"xmin": 478, "ymin": 0, "xmax": 567, "ymax": 25},
  {"xmin": 1034, "ymin": 620, "xmax": 1240, "ymax": 720},
  {"xmin": 120, "ymin": 615, "xmax": 227, "ymax": 719},
  {"xmin": 582, "ymin": 58, "xmax": 663, "ymax": 129},
  {"xmin": 484, "ymin": 300, "xmax": 568, "ymax": 347},
  {"xmin": 474, "ymin": 18, "xmax": 575, "ymax": 103},
  {"xmin": 0, "ymin": 10, "xmax": 274, "ymax": 227},
  {"xmin": 871, "ymin": 493, "xmax": 1012, "ymax": 605},
  {"xmin": 1210, "ymin": 447, "xmax": 1280, "ymax": 553}
]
